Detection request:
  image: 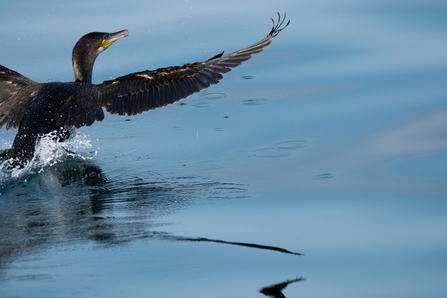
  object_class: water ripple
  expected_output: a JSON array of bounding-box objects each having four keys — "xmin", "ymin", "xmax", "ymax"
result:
[
  {"xmin": 315, "ymin": 173, "xmax": 334, "ymax": 179},
  {"xmin": 200, "ymin": 92, "xmax": 227, "ymax": 100},
  {"xmin": 249, "ymin": 140, "xmax": 308, "ymax": 158},
  {"xmin": 212, "ymin": 127, "xmax": 226, "ymax": 132},
  {"xmin": 241, "ymin": 98, "xmax": 268, "ymax": 106}
]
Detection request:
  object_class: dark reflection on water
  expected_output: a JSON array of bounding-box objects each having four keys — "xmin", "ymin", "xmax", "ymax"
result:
[
  {"xmin": 172, "ymin": 236, "xmax": 303, "ymax": 256},
  {"xmin": 0, "ymin": 158, "xmax": 248, "ymax": 268},
  {"xmin": 0, "ymin": 159, "xmax": 304, "ymax": 297},
  {"xmin": 260, "ymin": 277, "xmax": 306, "ymax": 298}
]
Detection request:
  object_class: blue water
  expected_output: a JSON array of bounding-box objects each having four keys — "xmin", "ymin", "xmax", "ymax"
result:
[{"xmin": 1, "ymin": 1, "xmax": 447, "ymax": 297}]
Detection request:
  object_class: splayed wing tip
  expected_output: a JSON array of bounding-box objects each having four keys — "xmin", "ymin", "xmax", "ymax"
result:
[{"xmin": 269, "ymin": 12, "xmax": 290, "ymax": 36}]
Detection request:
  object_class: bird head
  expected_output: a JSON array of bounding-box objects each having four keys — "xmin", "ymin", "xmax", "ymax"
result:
[{"xmin": 72, "ymin": 29, "xmax": 129, "ymax": 83}]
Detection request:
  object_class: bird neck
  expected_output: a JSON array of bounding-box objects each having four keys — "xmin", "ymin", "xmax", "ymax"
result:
[{"xmin": 72, "ymin": 54, "xmax": 95, "ymax": 83}]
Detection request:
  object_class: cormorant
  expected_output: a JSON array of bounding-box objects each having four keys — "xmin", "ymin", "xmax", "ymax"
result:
[{"xmin": 0, "ymin": 13, "xmax": 289, "ymax": 170}]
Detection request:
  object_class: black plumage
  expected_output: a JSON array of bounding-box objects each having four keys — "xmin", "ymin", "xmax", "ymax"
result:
[{"xmin": 0, "ymin": 13, "xmax": 289, "ymax": 169}]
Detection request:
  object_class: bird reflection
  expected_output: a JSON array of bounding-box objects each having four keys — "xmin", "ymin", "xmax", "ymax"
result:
[
  {"xmin": 173, "ymin": 236, "xmax": 303, "ymax": 256},
  {"xmin": 0, "ymin": 158, "xmax": 305, "ymax": 296},
  {"xmin": 260, "ymin": 277, "xmax": 306, "ymax": 298},
  {"xmin": 0, "ymin": 158, "xmax": 246, "ymax": 265}
]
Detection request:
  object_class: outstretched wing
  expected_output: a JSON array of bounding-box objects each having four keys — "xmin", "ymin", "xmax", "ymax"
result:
[
  {"xmin": 0, "ymin": 65, "xmax": 38, "ymax": 130},
  {"xmin": 96, "ymin": 13, "xmax": 290, "ymax": 116}
]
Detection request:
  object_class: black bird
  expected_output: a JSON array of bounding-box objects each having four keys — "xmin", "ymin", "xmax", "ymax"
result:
[{"xmin": 0, "ymin": 13, "xmax": 289, "ymax": 170}]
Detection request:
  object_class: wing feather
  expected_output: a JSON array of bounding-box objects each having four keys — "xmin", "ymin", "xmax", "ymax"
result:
[
  {"xmin": 1, "ymin": 13, "xmax": 289, "ymax": 131},
  {"xmin": 0, "ymin": 65, "xmax": 38, "ymax": 130},
  {"xmin": 96, "ymin": 13, "xmax": 289, "ymax": 116}
]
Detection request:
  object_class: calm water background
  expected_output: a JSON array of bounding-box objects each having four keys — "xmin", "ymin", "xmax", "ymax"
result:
[{"xmin": 1, "ymin": 0, "xmax": 447, "ymax": 297}]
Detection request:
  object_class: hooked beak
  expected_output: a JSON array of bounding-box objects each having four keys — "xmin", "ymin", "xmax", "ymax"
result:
[{"xmin": 102, "ymin": 29, "xmax": 129, "ymax": 49}]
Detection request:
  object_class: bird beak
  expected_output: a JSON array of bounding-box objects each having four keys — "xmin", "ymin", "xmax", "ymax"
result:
[{"xmin": 102, "ymin": 29, "xmax": 129, "ymax": 49}]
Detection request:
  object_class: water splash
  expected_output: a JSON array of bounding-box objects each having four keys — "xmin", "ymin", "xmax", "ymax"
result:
[
  {"xmin": 34, "ymin": 130, "xmax": 96, "ymax": 167},
  {"xmin": 0, "ymin": 130, "xmax": 97, "ymax": 179}
]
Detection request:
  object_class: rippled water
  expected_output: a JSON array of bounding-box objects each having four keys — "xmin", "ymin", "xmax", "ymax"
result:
[{"xmin": 1, "ymin": 1, "xmax": 447, "ymax": 297}]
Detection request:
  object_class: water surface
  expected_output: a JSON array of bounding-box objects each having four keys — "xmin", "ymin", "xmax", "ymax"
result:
[{"xmin": 1, "ymin": 1, "xmax": 446, "ymax": 297}]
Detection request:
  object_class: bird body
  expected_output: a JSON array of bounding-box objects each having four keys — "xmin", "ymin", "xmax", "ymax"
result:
[{"xmin": 0, "ymin": 13, "xmax": 289, "ymax": 170}]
